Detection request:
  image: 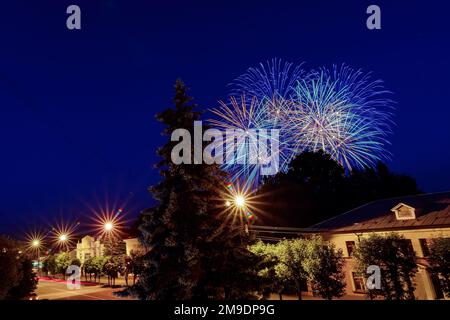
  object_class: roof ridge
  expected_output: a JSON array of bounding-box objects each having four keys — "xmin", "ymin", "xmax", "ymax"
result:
[{"xmin": 310, "ymin": 190, "xmax": 450, "ymax": 228}]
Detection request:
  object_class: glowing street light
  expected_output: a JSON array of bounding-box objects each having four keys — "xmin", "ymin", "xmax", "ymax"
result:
[
  {"xmin": 59, "ymin": 234, "xmax": 68, "ymax": 242},
  {"xmin": 104, "ymin": 222, "xmax": 114, "ymax": 232},
  {"xmin": 234, "ymin": 194, "xmax": 246, "ymax": 208},
  {"xmin": 32, "ymin": 239, "xmax": 40, "ymax": 247}
]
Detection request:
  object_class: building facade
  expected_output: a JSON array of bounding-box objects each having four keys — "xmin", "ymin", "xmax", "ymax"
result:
[
  {"xmin": 311, "ymin": 192, "xmax": 450, "ymax": 300},
  {"xmin": 75, "ymin": 236, "xmax": 144, "ymax": 264},
  {"xmin": 76, "ymin": 235, "xmax": 105, "ymax": 264}
]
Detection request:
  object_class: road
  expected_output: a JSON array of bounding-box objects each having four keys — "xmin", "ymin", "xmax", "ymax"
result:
[{"xmin": 36, "ymin": 279, "xmax": 135, "ymax": 300}]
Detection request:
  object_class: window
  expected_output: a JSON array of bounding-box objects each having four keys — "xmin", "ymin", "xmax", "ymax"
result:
[
  {"xmin": 346, "ymin": 241, "xmax": 355, "ymax": 257},
  {"xmin": 352, "ymin": 272, "xmax": 366, "ymax": 293},
  {"xmin": 430, "ymin": 273, "xmax": 444, "ymax": 299},
  {"xmin": 419, "ymin": 239, "xmax": 431, "ymax": 257}
]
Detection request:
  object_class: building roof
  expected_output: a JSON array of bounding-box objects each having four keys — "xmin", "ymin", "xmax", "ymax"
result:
[{"xmin": 310, "ymin": 192, "xmax": 450, "ymax": 233}]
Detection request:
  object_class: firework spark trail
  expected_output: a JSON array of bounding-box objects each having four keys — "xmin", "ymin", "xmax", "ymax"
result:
[
  {"xmin": 209, "ymin": 95, "xmax": 282, "ymax": 189},
  {"xmin": 210, "ymin": 60, "xmax": 394, "ymax": 187},
  {"xmin": 209, "ymin": 59, "xmax": 308, "ymax": 186},
  {"xmin": 232, "ymin": 58, "xmax": 306, "ymax": 100},
  {"xmin": 289, "ymin": 66, "xmax": 392, "ymax": 171}
]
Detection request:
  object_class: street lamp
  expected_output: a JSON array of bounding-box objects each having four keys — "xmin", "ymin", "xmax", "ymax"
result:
[
  {"xmin": 234, "ymin": 195, "xmax": 246, "ymax": 208},
  {"xmin": 31, "ymin": 239, "xmax": 41, "ymax": 276},
  {"xmin": 104, "ymin": 222, "xmax": 114, "ymax": 232},
  {"xmin": 59, "ymin": 234, "xmax": 68, "ymax": 242}
]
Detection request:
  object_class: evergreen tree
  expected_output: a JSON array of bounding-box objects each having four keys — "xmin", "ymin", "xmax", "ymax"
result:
[
  {"xmin": 134, "ymin": 80, "xmax": 264, "ymax": 299},
  {"xmin": 0, "ymin": 235, "xmax": 37, "ymax": 300}
]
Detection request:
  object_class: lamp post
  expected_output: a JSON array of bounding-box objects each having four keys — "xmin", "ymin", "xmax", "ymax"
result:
[
  {"xmin": 233, "ymin": 194, "xmax": 250, "ymax": 235},
  {"xmin": 58, "ymin": 234, "xmax": 69, "ymax": 252},
  {"xmin": 104, "ymin": 222, "xmax": 114, "ymax": 233},
  {"xmin": 32, "ymin": 239, "xmax": 41, "ymax": 275}
]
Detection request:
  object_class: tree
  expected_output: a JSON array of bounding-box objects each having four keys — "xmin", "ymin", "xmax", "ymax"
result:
[
  {"xmin": 133, "ymin": 79, "xmax": 264, "ymax": 299},
  {"xmin": 273, "ymin": 239, "xmax": 309, "ymax": 300},
  {"xmin": 55, "ymin": 252, "xmax": 72, "ymax": 279},
  {"xmin": 90, "ymin": 256, "xmax": 108, "ymax": 283},
  {"xmin": 7, "ymin": 258, "xmax": 38, "ymax": 300},
  {"xmin": 251, "ymin": 237, "xmax": 346, "ymax": 300},
  {"xmin": 0, "ymin": 235, "xmax": 37, "ymax": 300},
  {"xmin": 257, "ymin": 151, "xmax": 420, "ymax": 227},
  {"xmin": 83, "ymin": 257, "xmax": 94, "ymax": 281},
  {"xmin": 353, "ymin": 233, "xmax": 417, "ymax": 300},
  {"xmin": 103, "ymin": 255, "xmax": 125, "ymax": 286},
  {"xmin": 428, "ymin": 237, "xmax": 450, "ymax": 298},
  {"xmin": 102, "ymin": 236, "xmax": 126, "ymax": 286},
  {"xmin": 70, "ymin": 258, "xmax": 81, "ymax": 267},
  {"xmin": 346, "ymin": 162, "xmax": 420, "ymax": 209},
  {"xmin": 42, "ymin": 254, "xmax": 57, "ymax": 275},
  {"xmin": 258, "ymin": 150, "xmax": 346, "ymax": 227},
  {"xmin": 125, "ymin": 251, "xmax": 145, "ymax": 286},
  {"xmin": 303, "ymin": 236, "xmax": 346, "ymax": 300},
  {"xmin": 249, "ymin": 241, "xmax": 289, "ymax": 300}
]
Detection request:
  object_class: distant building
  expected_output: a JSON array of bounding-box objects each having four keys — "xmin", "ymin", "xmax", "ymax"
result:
[
  {"xmin": 75, "ymin": 236, "xmax": 144, "ymax": 265},
  {"xmin": 311, "ymin": 192, "xmax": 450, "ymax": 300},
  {"xmin": 76, "ymin": 235, "xmax": 105, "ymax": 264}
]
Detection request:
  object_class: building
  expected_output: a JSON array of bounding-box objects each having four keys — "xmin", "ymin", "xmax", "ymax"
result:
[
  {"xmin": 310, "ymin": 192, "xmax": 450, "ymax": 300},
  {"xmin": 76, "ymin": 235, "xmax": 105, "ymax": 264},
  {"xmin": 75, "ymin": 236, "xmax": 144, "ymax": 265}
]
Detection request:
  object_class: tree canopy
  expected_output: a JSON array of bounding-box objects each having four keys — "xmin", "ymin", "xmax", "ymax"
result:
[
  {"xmin": 353, "ymin": 233, "xmax": 417, "ymax": 300},
  {"xmin": 0, "ymin": 235, "xmax": 37, "ymax": 300},
  {"xmin": 428, "ymin": 237, "xmax": 450, "ymax": 298},
  {"xmin": 250, "ymin": 236, "xmax": 345, "ymax": 300},
  {"xmin": 257, "ymin": 151, "xmax": 420, "ymax": 227}
]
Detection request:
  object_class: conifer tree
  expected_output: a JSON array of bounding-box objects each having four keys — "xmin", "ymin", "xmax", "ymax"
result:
[{"xmin": 134, "ymin": 80, "xmax": 263, "ymax": 299}]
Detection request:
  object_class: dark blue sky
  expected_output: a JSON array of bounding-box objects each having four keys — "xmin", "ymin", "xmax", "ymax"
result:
[{"xmin": 1, "ymin": 0, "xmax": 449, "ymax": 234}]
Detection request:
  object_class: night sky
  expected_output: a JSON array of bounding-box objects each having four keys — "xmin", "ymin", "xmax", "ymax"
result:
[{"xmin": 1, "ymin": 0, "xmax": 449, "ymax": 235}]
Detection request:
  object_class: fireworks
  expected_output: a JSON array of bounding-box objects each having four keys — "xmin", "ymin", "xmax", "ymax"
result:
[
  {"xmin": 209, "ymin": 95, "xmax": 284, "ymax": 189},
  {"xmin": 210, "ymin": 60, "xmax": 393, "ymax": 185},
  {"xmin": 288, "ymin": 66, "xmax": 392, "ymax": 171},
  {"xmin": 232, "ymin": 58, "xmax": 306, "ymax": 101}
]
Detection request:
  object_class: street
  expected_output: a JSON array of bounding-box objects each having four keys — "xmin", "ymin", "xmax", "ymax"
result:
[{"xmin": 36, "ymin": 279, "xmax": 134, "ymax": 300}]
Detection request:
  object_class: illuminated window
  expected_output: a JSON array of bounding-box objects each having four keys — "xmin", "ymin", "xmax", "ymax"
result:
[
  {"xmin": 352, "ymin": 272, "xmax": 366, "ymax": 293},
  {"xmin": 346, "ymin": 241, "xmax": 356, "ymax": 257}
]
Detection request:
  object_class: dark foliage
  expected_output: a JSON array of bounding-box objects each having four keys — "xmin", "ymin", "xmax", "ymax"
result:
[
  {"xmin": 257, "ymin": 151, "xmax": 420, "ymax": 227},
  {"xmin": 0, "ymin": 235, "xmax": 37, "ymax": 300},
  {"xmin": 133, "ymin": 80, "xmax": 264, "ymax": 299}
]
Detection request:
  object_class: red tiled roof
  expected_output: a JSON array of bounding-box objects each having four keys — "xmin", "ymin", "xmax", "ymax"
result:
[{"xmin": 310, "ymin": 192, "xmax": 450, "ymax": 233}]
